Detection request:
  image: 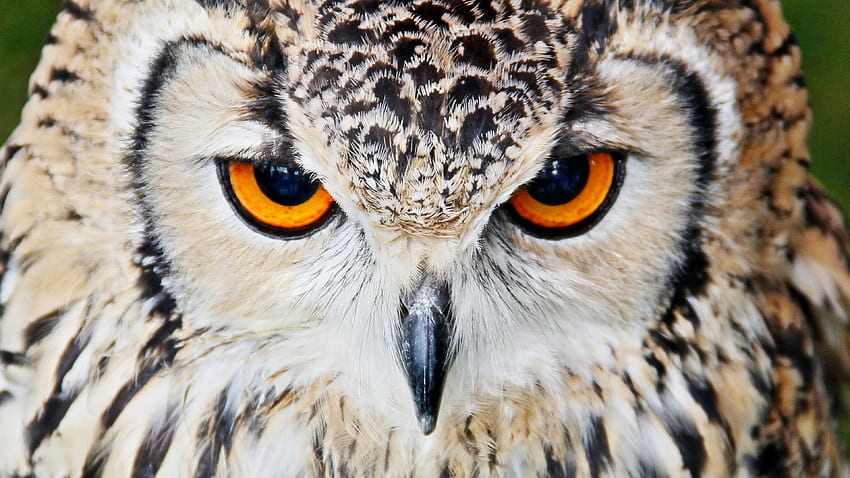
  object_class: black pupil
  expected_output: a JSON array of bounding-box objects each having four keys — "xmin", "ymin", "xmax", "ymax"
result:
[
  {"xmin": 526, "ymin": 156, "xmax": 590, "ymax": 206},
  {"xmin": 253, "ymin": 163, "xmax": 319, "ymax": 206}
]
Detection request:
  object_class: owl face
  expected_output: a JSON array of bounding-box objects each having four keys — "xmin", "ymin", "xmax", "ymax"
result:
[
  {"xmin": 5, "ymin": 0, "xmax": 842, "ymax": 475},
  {"xmin": 119, "ymin": 0, "xmax": 745, "ymax": 431}
]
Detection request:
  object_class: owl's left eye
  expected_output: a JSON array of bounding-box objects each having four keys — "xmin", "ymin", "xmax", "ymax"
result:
[
  {"xmin": 219, "ymin": 160, "xmax": 336, "ymax": 237},
  {"xmin": 508, "ymin": 152, "xmax": 625, "ymax": 238}
]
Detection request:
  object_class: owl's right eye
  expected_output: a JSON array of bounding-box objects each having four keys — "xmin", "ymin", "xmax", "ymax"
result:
[
  {"xmin": 218, "ymin": 160, "xmax": 336, "ymax": 237},
  {"xmin": 507, "ymin": 152, "xmax": 625, "ymax": 238}
]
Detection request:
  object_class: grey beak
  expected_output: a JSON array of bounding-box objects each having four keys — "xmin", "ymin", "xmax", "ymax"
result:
[{"xmin": 400, "ymin": 274, "xmax": 452, "ymax": 435}]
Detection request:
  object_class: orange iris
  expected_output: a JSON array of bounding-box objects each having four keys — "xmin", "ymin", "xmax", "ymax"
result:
[
  {"xmin": 228, "ymin": 161, "xmax": 334, "ymax": 230},
  {"xmin": 510, "ymin": 153, "xmax": 616, "ymax": 229}
]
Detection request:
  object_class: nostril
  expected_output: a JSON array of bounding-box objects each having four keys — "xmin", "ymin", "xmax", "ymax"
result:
[{"xmin": 401, "ymin": 274, "xmax": 451, "ymax": 316}]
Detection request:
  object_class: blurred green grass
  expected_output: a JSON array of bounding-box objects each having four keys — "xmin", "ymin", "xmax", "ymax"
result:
[{"xmin": 0, "ymin": 1, "xmax": 59, "ymax": 138}]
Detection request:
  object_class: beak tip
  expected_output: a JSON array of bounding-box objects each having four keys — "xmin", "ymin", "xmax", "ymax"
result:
[
  {"xmin": 410, "ymin": 381, "xmax": 443, "ymax": 435},
  {"xmin": 418, "ymin": 413, "xmax": 437, "ymax": 435}
]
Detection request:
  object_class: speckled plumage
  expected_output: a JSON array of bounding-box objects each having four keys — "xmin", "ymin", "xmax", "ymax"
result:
[{"xmin": 0, "ymin": 0, "xmax": 848, "ymax": 477}]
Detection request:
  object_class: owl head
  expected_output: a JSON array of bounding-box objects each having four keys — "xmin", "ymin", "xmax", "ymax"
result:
[{"xmin": 1, "ymin": 0, "xmax": 823, "ymax": 455}]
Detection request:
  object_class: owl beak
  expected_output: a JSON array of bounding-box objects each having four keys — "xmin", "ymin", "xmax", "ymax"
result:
[{"xmin": 400, "ymin": 274, "xmax": 452, "ymax": 435}]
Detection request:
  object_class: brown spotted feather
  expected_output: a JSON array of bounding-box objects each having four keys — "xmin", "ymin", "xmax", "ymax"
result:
[{"xmin": 0, "ymin": 0, "xmax": 847, "ymax": 477}]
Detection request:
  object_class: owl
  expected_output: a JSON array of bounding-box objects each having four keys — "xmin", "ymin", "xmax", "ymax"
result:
[{"xmin": 0, "ymin": 0, "xmax": 848, "ymax": 477}]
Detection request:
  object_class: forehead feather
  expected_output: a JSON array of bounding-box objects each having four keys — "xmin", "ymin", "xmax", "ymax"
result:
[{"xmin": 264, "ymin": 0, "xmax": 586, "ymax": 235}]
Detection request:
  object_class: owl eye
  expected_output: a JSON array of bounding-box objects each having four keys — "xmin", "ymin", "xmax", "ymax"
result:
[
  {"xmin": 219, "ymin": 160, "xmax": 336, "ymax": 237},
  {"xmin": 508, "ymin": 152, "xmax": 625, "ymax": 237}
]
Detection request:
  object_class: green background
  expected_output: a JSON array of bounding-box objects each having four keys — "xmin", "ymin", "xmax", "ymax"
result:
[
  {"xmin": 0, "ymin": 1, "xmax": 846, "ymax": 209},
  {"xmin": 0, "ymin": 0, "xmax": 848, "ymax": 455}
]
